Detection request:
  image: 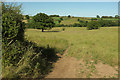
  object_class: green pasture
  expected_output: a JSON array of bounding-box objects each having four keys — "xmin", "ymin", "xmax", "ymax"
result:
[{"xmin": 25, "ymin": 27, "xmax": 118, "ymax": 67}]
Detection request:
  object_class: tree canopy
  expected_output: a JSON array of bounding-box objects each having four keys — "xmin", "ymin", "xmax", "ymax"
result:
[{"xmin": 33, "ymin": 13, "xmax": 55, "ymax": 32}]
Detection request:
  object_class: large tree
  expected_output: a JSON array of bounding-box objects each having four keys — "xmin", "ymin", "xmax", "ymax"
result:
[{"xmin": 33, "ymin": 13, "xmax": 55, "ymax": 32}]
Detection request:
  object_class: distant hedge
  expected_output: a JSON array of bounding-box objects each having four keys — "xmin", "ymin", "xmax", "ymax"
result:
[
  {"xmin": 87, "ymin": 21, "xmax": 100, "ymax": 30},
  {"xmin": 49, "ymin": 15, "xmax": 59, "ymax": 17}
]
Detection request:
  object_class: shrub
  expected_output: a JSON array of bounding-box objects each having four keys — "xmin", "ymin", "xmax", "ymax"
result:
[
  {"xmin": 25, "ymin": 15, "xmax": 29, "ymax": 19},
  {"xmin": 2, "ymin": 2, "xmax": 25, "ymax": 66},
  {"xmin": 68, "ymin": 15, "xmax": 71, "ymax": 18},
  {"xmin": 2, "ymin": 2, "xmax": 68, "ymax": 79},
  {"xmin": 62, "ymin": 28, "xmax": 65, "ymax": 31},
  {"xmin": 87, "ymin": 21, "xmax": 100, "ymax": 30},
  {"xmin": 2, "ymin": 2, "xmax": 25, "ymax": 44},
  {"xmin": 98, "ymin": 20, "xmax": 118, "ymax": 27},
  {"xmin": 91, "ymin": 18, "xmax": 97, "ymax": 21},
  {"xmin": 73, "ymin": 23, "xmax": 82, "ymax": 27}
]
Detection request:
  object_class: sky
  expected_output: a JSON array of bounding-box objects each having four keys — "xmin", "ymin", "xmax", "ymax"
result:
[
  {"xmin": 19, "ymin": 2, "xmax": 118, "ymax": 17},
  {"xmin": 5, "ymin": 0, "xmax": 120, "ymax": 2}
]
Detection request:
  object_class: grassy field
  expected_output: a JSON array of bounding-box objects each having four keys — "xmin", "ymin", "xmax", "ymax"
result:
[
  {"xmin": 52, "ymin": 17, "xmax": 91, "ymax": 25},
  {"xmin": 25, "ymin": 27, "xmax": 118, "ymax": 67},
  {"xmin": 60, "ymin": 17, "xmax": 92, "ymax": 25}
]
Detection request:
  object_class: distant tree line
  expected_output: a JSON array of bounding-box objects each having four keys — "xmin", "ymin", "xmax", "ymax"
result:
[
  {"xmin": 96, "ymin": 15, "xmax": 120, "ymax": 18},
  {"xmin": 49, "ymin": 15, "xmax": 60, "ymax": 17},
  {"xmin": 101, "ymin": 15, "xmax": 119, "ymax": 18},
  {"xmin": 26, "ymin": 14, "xmax": 118, "ymax": 30},
  {"xmin": 55, "ymin": 20, "xmax": 118, "ymax": 28}
]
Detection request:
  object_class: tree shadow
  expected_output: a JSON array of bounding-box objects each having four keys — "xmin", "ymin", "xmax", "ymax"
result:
[
  {"xmin": 32, "ymin": 45, "xmax": 61, "ymax": 63},
  {"xmin": 22, "ymin": 40, "xmax": 61, "ymax": 78},
  {"xmin": 43, "ymin": 31, "xmax": 60, "ymax": 32}
]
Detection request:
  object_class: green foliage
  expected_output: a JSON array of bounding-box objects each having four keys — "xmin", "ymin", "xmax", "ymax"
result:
[
  {"xmin": 2, "ymin": 40, "xmax": 61, "ymax": 78},
  {"xmin": 96, "ymin": 15, "xmax": 100, "ymax": 18},
  {"xmin": 49, "ymin": 15, "xmax": 59, "ymax": 17},
  {"xmin": 60, "ymin": 17, "xmax": 63, "ymax": 21},
  {"xmin": 33, "ymin": 13, "xmax": 55, "ymax": 32},
  {"xmin": 73, "ymin": 23, "xmax": 82, "ymax": 27},
  {"xmin": 115, "ymin": 15, "xmax": 119, "ymax": 18},
  {"xmin": 2, "ymin": 40, "xmax": 26, "ymax": 66},
  {"xmin": 2, "ymin": 2, "xmax": 25, "ymax": 45},
  {"xmin": 2, "ymin": 2, "xmax": 25, "ymax": 66},
  {"xmin": 102, "ymin": 16, "xmax": 113, "ymax": 18},
  {"xmin": 87, "ymin": 21, "xmax": 100, "ymax": 30},
  {"xmin": 62, "ymin": 28, "xmax": 65, "ymax": 31},
  {"xmin": 25, "ymin": 15, "xmax": 29, "ymax": 19},
  {"xmin": 91, "ymin": 18, "xmax": 97, "ymax": 21},
  {"xmin": 2, "ymin": 3, "xmax": 60, "ymax": 79},
  {"xmin": 68, "ymin": 15, "xmax": 71, "ymax": 18},
  {"xmin": 26, "ymin": 21, "xmax": 35, "ymax": 29},
  {"xmin": 98, "ymin": 20, "xmax": 118, "ymax": 27}
]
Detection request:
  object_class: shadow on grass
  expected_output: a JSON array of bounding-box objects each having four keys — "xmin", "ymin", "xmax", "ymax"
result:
[
  {"xmin": 43, "ymin": 31, "xmax": 60, "ymax": 32},
  {"xmin": 32, "ymin": 44, "xmax": 61, "ymax": 63},
  {"xmin": 23, "ymin": 40, "xmax": 62, "ymax": 78}
]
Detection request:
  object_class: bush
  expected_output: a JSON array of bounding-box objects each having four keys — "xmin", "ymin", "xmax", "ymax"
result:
[
  {"xmin": 87, "ymin": 21, "xmax": 100, "ymax": 30},
  {"xmin": 2, "ymin": 2, "xmax": 25, "ymax": 45},
  {"xmin": 68, "ymin": 15, "xmax": 71, "ymax": 18},
  {"xmin": 2, "ymin": 2, "xmax": 67, "ymax": 79},
  {"xmin": 98, "ymin": 20, "xmax": 118, "ymax": 27},
  {"xmin": 25, "ymin": 15, "xmax": 29, "ymax": 19},
  {"xmin": 2, "ymin": 2, "xmax": 26, "ymax": 66},
  {"xmin": 73, "ymin": 23, "xmax": 82, "ymax": 27},
  {"xmin": 91, "ymin": 18, "xmax": 97, "ymax": 21},
  {"xmin": 62, "ymin": 28, "xmax": 65, "ymax": 31},
  {"xmin": 26, "ymin": 22, "xmax": 35, "ymax": 29}
]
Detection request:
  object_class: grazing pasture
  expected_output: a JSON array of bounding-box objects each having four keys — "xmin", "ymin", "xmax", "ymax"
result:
[
  {"xmin": 25, "ymin": 27, "xmax": 118, "ymax": 67},
  {"xmin": 25, "ymin": 27, "xmax": 118, "ymax": 78}
]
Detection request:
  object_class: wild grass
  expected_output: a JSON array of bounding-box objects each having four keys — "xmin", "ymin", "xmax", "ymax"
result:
[
  {"xmin": 25, "ymin": 27, "xmax": 118, "ymax": 67},
  {"xmin": 25, "ymin": 29, "xmax": 68, "ymax": 54}
]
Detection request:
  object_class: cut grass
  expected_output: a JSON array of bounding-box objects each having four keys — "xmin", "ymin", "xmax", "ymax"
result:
[{"xmin": 25, "ymin": 27, "xmax": 118, "ymax": 67}]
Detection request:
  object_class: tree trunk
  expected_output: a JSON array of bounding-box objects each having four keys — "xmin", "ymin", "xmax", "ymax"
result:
[{"xmin": 42, "ymin": 28, "xmax": 44, "ymax": 32}]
